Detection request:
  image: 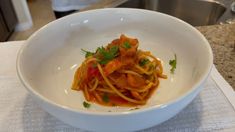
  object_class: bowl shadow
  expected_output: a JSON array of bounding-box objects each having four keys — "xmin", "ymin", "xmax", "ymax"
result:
[
  {"xmin": 140, "ymin": 95, "xmax": 203, "ymax": 131},
  {"xmin": 22, "ymin": 94, "xmax": 87, "ymax": 132}
]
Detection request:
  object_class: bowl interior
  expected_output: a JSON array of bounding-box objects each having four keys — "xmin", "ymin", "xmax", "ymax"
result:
[{"xmin": 18, "ymin": 8, "xmax": 212, "ymax": 112}]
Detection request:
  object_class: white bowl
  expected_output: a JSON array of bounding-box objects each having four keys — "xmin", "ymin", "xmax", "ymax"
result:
[{"xmin": 17, "ymin": 8, "xmax": 213, "ymax": 131}]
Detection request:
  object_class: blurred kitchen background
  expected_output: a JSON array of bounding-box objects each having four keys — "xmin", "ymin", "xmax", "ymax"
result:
[{"xmin": 0, "ymin": 0, "xmax": 235, "ymax": 42}]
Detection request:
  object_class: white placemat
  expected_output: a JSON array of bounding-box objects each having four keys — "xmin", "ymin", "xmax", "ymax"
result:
[{"xmin": 0, "ymin": 41, "xmax": 235, "ymax": 132}]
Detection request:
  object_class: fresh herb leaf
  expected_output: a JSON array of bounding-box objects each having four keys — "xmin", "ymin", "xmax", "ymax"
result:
[
  {"xmin": 102, "ymin": 94, "xmax": 109, "ymax": 103},
  {"xmin": 123, "ymin": 41, "xmax": 131, "ymax": 49},
  {"xmin": 96, "ymin": 45, "xmax": 119, "ymax": 65},
  {"xmin": 139, "ymin": 58, "xmax": 150, "ymax": 66},
  {"xmin": 81, "ymin": 49, "xmax": 94, "ymax": 58},
  {"xmin": 169, "ymin": 54, "xmax": 177, "ymax": 73},
  {"xmin": 109, "ymin": 45, "xmax": 119, "ymax": 54},
  {"xmin": 83, "ymin": 101, "xmax": 91, "ymax": 108},
  {"xmin": 96, "ymin": 46, "xmax": 106, "ymax": 54}
]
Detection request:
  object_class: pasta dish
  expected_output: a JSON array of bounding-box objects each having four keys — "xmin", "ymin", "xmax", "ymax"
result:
[{"xmin": 72, "ymin": 35, "xmax": 167, "ymax": 107}]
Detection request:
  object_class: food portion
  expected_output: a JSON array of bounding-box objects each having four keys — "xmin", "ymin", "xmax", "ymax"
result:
[{"xmin": 72, "ymin": 35, "xmax": 167, "ymax": 107}]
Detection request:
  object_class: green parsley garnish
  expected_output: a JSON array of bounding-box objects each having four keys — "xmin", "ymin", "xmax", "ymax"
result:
[
  {"xmin": 123, "ymin": 41, "xmax": 131, "ymax": 49},
  {"xmin": 169, "ymin": 54, "xmax": 177, "ymax": 73},
  {"xmin": 81, "ymin": 49, "xmax": 94, "ymax": 58},
  {"xmin": 81, "ymin": 45, "xmax": 119, "ymax": 65},
  {"xmin": 83, "ymin": 101, "xmax": 91, "ymax": 108},
  {"xmin": 110, "ymin": 45, "xmax": 119, "ymax": 54},
  {"xmin": 102, "ymin": 94, "xmax": 109, "ymax": 103},
  {"xmin": 139, "ymin": 58, "xmax": 150, "ymax": 66},
  {"xmin": 96, "ymin": 46, "xmax": 119, "ymax": 65}
]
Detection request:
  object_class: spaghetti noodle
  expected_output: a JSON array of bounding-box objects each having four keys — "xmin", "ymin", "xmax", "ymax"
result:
[{"xmin": 72, "ymin": 35, "xmax": 167, "ymax": 106}]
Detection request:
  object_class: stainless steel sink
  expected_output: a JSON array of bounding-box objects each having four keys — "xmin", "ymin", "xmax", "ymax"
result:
[{"xmin": 118, "ymin": 0, "xmax": 227, "ymax": 26}]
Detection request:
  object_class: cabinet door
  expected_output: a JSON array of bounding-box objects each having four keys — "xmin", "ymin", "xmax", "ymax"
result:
[
  {"xmin": 0, "ymin": 13, "xmax": 9, "ymax": 42},
  {"xmin": 0, "ymin": 0, "xmax": 17, "ymax": 31}
]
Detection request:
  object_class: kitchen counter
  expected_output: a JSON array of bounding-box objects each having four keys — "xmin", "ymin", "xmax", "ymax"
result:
[{"xmin": 197, "ymin": 24, "xmax": 235, "ymax": 90}]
